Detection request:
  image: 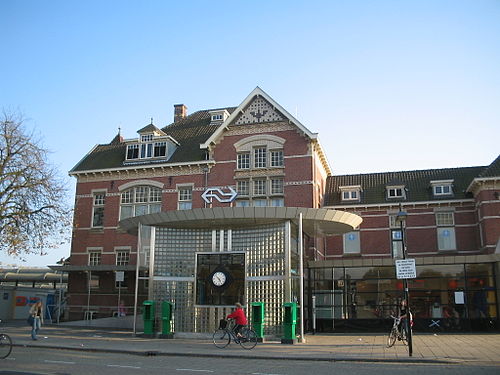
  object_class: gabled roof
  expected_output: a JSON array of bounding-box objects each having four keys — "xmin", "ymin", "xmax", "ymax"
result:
[
  {"xmin": 200, "ymin": 87, "xmax": 318, "ymax": 148},
  {"xmin": 324, "ymin": 166, "xmax": 485, "ymax": 206}
]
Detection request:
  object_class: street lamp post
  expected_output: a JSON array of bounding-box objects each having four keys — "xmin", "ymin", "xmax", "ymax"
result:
[{"xmin": 396, "ymin": 209, "xmax": 413, "ymax": 357}]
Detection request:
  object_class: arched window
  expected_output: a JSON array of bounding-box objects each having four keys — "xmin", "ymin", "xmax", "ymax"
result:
[{"xmin": 120, "ymin": 185, "xmax": 162, "ymax": 220}]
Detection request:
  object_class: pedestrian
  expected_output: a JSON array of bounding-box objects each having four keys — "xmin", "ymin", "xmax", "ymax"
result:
[
  {"xmin": 226, "ymin": 302, "xmax": 247, "ymax": 338},
  {"xmin": 118, "ymin": 300, "xmax": 127, "ymax": 317},
  {"xmin": 29, "ymin": 300, "xmax": 44, "ymax": 340}
]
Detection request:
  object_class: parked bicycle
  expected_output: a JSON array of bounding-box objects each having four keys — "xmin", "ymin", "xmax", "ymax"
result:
[
  {"xmin": 0, "ymin": 320, "xmax": 13, "ymax": 359},
  {"xmin": 213, "ymin": 318, "xmax": 257, "ymax": 349},
  {"xmin": 387, "ymin": 315, "xmax": 411, "ymax": 348}
]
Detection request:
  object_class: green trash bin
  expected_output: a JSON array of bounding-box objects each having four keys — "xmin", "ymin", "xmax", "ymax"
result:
[
  {"xmin": 142, "ymin": 300, "xmax": 155, "ymax": 336},
  {"xmin": 282, "ymin": 302, "xmax": 297, "ymax": 344},
  {"xmin": 251, "ymin": 302, "xmax": 265, "ymax": 340},
  {"xmin": 161, "ymin": 301, "xmax": 173, "ymax": 338}
]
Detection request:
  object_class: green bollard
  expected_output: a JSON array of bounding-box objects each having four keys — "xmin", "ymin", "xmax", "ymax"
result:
[
  {"xmin": 281, "ymin": 302, "xmax": 298, "ymax": 344},
  {"xmin": 142, "ymin": 300, "xmax": 155, "ymax": 337},
  {"xmin": 251, "ymin": 302, "xmax": 265, "ymax": 342}
]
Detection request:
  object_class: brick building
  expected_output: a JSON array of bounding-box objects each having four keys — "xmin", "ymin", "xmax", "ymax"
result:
[
  {"xmin": 313, "ymin": 157, "xmax": 500, "ymax": 332},
  {"xmin": 55, "ymin": 87, "xmax": 499, "ymax": 334}
]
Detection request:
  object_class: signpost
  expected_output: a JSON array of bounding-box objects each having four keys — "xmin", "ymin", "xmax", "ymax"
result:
[
  {"xmin": 116, "ymin": 271, "xmax": 124, "ymax": 317},
  {"xmin": 395, "ymin": 259, "xmax": 416, "ymax": 280}
]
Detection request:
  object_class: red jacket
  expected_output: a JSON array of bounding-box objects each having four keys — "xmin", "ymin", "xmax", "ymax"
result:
[{"xmin": 227, "ymin": 307, "xmax": 247, "ymax": 325}]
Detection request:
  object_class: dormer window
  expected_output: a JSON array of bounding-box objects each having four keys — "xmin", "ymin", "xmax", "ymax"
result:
[
  {"xmin": 340, "ymin": 185, "xmax": 362, "ymax": 202},
  {"xmin": 125, "ymin": 125, "xmax": 179, "ymax": 162},
  {"xmin": 387, "ymin": 185, "xmax": 406, "ymax": 199},
  {"xmin": 209, "ymin": 110, "xmax": 229, "ymax": 123},
  {"xmin": 431, "ymin": 180, "xmax": 453, "ymax": 197}
]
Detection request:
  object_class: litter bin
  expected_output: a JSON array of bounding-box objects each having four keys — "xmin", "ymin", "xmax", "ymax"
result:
[
  {"xmin": 281, "ymin": 302, "xmax": 297, "ymax": 344},
  {"xmin": 251, "ymin": 302, "xmax": 265, "ymax": 341},
  {"xmin": 143, "ymin": 300, "xmax": 155, "ymax": 336},
  {"xmin": 161, "ymin": 301, "xmax": 173, "ymax": 338}
]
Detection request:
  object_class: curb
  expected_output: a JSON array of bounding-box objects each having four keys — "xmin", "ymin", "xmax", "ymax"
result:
[{"xmin": 11, "ymin": 343, "xmax": 453, "ymax": 364}]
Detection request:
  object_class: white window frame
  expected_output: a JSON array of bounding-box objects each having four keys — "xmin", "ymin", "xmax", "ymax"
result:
[
  {"xmin": 115, "ymin": 248, "xmax": 130, "ymax": 266},
  {"xmin": 270, "ymin": 149, "xmax": 284, "ymax": 167},
  {"xmin": 236, "ymin": 180, "xmax": 250, "ymax": 196},
  {"xmin": 237, "ymin": 152, "xmax": 250, "ymax": 169},
  {"xmin": 253, "ymin": 179, "xmax": 267, "ymax": 196},
  {"xmin": 270, "ymin": 178, "xmax": 284, "ymax": 195},
  {"xmin": 340, "ymin": 185, "xmax": 361, "ymax": 202},
  {"xmin": 254, "ymin": 147, "xmax": 267, "ymax": 168},
  {"xmin": 119, "ymin": 185, "xmax": 162, "ymax": 220},
  {"xmin": 387, "ymin": 186, "xmax": 406, "ymax": 199},
  {"xmin": 88, "ymin": 249, "xmax": 102, "ymax": 266},
  {"xmin": 91, "ymin": 191, "xmax": 106, "ymax": 228},
  {"xmin": 177, "ymin": 185, "xmax": 193, "ymax": 210},
  {"xmin": 435, "ymin": 211, "xmax": 456, "ymax": 251}
]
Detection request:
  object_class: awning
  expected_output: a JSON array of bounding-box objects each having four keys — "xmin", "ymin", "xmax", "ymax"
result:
[{"xmin": 119, "ymin": 206, "xmax": 362, "ymax": 236}]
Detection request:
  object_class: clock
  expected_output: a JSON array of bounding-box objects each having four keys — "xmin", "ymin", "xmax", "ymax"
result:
[{"xmin": 212, "ymin": 271, "xmax": 227, "ymax": 287}]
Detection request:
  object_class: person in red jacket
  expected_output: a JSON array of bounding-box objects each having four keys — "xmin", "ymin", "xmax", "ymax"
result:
[{"xmin": 227, "ymin": 302, "xmax": 247, "ymax": 338}]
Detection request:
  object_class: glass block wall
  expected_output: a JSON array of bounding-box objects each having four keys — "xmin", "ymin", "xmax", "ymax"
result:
[{"xmin": 151, "ymin": 223, "xmax": 292, "ymax": 336}]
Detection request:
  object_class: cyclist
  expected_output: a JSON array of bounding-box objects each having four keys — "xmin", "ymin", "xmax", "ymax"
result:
[{"xmin": 227, "ymin": 302, "xmax": 247, "ymax": 339}]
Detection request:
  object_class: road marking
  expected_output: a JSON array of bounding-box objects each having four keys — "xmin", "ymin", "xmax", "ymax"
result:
[
  {"xmin": 44, "ymin": 360, "xmax": 76, "ymax": 364},
  {"xmin": 176, "ymin": 369, "xmax": 214, "ymax": 373},
  {"xmin": 107, "ymin": 364, "xmax": 141, "ymax": 369}
]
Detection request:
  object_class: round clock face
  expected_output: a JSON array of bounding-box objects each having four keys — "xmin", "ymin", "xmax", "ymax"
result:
[{"xmin": 212, "ymin": 271, "xmax": 227, "ymax": 287}]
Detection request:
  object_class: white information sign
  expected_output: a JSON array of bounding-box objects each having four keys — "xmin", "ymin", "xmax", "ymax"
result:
[
  {"xmin": 454, "ymin": 291, "xmax": 465, "ymax": 304},
  {"xmin": 115, "ymin": 271, "xmax": 125, "ymax": 282},
  {"xmin": 395, "ymin": 259, "xmax": 416, "ymax": 279}
]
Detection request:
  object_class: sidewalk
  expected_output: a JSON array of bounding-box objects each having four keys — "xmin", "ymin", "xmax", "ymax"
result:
[{"xmin": 3, "ymin": 322, "xmax": 500, "ymax": 365}]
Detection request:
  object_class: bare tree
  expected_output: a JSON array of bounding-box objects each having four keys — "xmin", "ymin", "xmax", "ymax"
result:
[{"xmin": 0, "ymin": 111, "xmax": 72, "ymax": 258}]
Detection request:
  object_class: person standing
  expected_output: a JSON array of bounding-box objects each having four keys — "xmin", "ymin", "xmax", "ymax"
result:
[{"xmin": 29, "ymin": 301, "xmax": 44, "ymax": 340}]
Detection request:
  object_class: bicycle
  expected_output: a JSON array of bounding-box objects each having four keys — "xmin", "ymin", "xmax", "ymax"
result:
[
  {"xmin": 387, "ymin": 315, "xmax": 411, "ymax": 348},
  {"xmin": 213, "ymin": 319, "xmax": 257, "ymax": 350},
  {"xmin": 0, "ymin": 320, "xmax": 13, "ymax": 359}
]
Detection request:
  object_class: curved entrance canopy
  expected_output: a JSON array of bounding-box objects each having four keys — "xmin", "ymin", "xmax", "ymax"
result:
[{"xmin": 119, "ymin": 206, "xmax": 362, "ymax": 236}]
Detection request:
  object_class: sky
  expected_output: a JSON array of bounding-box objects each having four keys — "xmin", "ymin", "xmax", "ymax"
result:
[{"xmin": 1, "ymin": 0, "xmax": 499, "ymax": 267}]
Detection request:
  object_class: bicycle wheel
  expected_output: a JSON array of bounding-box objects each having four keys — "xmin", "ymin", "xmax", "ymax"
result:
[
  {"xmin": 239, "ymin": 328, "xmax": 257, "ymax": 350},
  {"xmin": 0, "ymin": 334, "xmax": 13, "ymax": 359},
  {"xmin": 387, "ymin": 327, "xmax": 397, "ymax": 348},
  {"xmin": 213, "ymin": 329, "xmax": 230, "ymax": 348}
]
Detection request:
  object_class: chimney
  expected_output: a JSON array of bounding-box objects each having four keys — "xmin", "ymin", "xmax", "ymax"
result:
[{"xmin": 174, "ymin": 104, "xmax": 187, "ymax": 122}]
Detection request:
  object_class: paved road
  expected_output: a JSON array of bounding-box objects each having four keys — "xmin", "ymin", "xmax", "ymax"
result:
[
  {"xmin": 2, "ymin": 346, "xmax": 499, "ymax": 375},
  {"xmin": 1, "ymin": 322, "xmax": 499, "ymax": 366}
]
